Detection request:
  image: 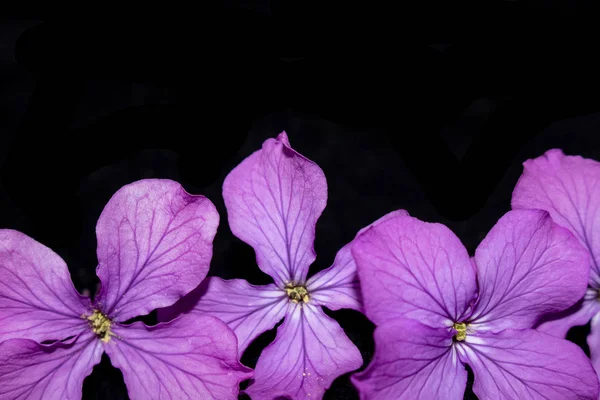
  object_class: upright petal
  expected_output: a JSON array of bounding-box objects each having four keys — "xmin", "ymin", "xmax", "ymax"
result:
[
  {"xmin": 470, "ymin": 209, "xmax": 589, "ymax": 331},
  {"xmin": 536, "ymin": 290, "xmax": 600, "ymax": 338},
  {"xmin": 245, "ymin": 303, "xmax": 362, "ymax": 400},
  {"xmin": 0, "ymin": 333, "xmax": 102, "ymax": 400},
  {"xmin": 222, "ymin": 132, "xmax": 327, "ymax": 286},
  {"xmin": 352, "ymin": 317, "xmax": 466, "ymax": 400},
  {"xmin": 95, "ymin": 179, "xmax": 219, "ymax": 322},
  {"xmin": 351, "ymin": 213, "xmax": 477, "ymax": 327},
  {"xmin": 0, "ymin": 230, "xmax": 91, "ymax": 342},
  {"xmin": 104, "ymin": 313, "xmax": 252, "ymax": 400},
  {"xmin": 460, "ymin": 328, "xmax": 599, "ymax": 400},
  {"xmin": 156, "ymin": 277, "xmax": 288, "ymax": 354},
  {"xmin": 512, "ymin": 149, "xmax": 600, "ymax": 283},
  {"xmin": 307, "ymin": 210, "xmax": 409, "ymax": 312}
]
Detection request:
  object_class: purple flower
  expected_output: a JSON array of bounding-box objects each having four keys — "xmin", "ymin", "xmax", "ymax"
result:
[
  {"xmin": 159, "ymin": 132, "xmax": 370, "ymax": 399},
  {"xmin": 350, "ymin": 208, "xmax": 599, "ymax": 399},
  {"xmin": 512, "ymin": 149, "xmax": 600, "ymax": 375},
  {"xmin": 0, "ymin": 179, "xmax": 252, "ymax": 399}
]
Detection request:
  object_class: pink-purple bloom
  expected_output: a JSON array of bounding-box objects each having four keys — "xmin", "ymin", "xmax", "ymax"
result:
[
  {"xmin": 159, "ymin": 132, "xmax": 367, "ymax": 399},
  {"xmin": 0, "ymin": 179, "xmax": 252, "ymax": 399},
  {"xmin": 350, "ymin": 208, "xmax": 599, "ymax": 399},
  {"xmin": 512, "ymin": 149, "xmax": 600, "ymax": 376}
]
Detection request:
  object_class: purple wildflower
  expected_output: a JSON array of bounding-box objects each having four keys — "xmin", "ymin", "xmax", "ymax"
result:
[
  {"xmin": 350, "ymin": 208, "xmax": 599, "ymax": 399},
  {"xmin": 512, "ymin": 149, "xmax": 600, "ymax": 375},
  {"xmin": 159, "ymin": 132, "xmax": 370, "ymax": 399},
  {"xmin": 0, "ymin": 179, "xmax": 252, "ymax": 399}
]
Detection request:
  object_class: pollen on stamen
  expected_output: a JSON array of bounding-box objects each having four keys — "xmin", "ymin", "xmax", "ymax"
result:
[
  {"xmin": 453, "ymin": 322, "xmax": 467, "ymax": 342},
  {"xmin": 84, "ymin": 310, "xmax": 114, "ymax": 343},
  {"xmin": 285, "ymin": 283, "xmax": 310, "ymax": 304}
]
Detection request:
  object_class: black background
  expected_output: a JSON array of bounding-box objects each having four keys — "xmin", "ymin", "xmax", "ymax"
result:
[{"xmin": 2, "ymin": 4, "xmax": 600, "ymax": 399}]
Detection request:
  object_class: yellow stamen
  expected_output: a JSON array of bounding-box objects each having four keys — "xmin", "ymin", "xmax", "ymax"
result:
[
  {"xmin": 285, "ymin": 284, "xmax": 310, "ymax": 304},
  {"xmin": 453, "ymin": 322, "xmax": 467, "ymax": 341},
  {"xmin": 85, "ymin": 310, "xmax": 114, "ymax": 343}
]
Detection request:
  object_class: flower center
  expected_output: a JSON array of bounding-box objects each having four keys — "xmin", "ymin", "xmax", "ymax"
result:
[
  {"xmin": 285, "ymin": 283, "xmax": 310, "ymax": 304},
  {"xmin": 86, "ymin": 310, "xmax": 113, "ymax": 343},
  {"xmin": 453, "ymin": 322, "xmax": 467, "ymax": 341}
]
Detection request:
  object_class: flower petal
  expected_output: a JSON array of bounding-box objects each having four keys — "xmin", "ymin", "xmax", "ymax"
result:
[
  {"xmin": 305, "ymin": 243, "xmax": 363, "ymax": 312},
  {"xmin": 588, "ymin": 312, "xmax": 600, "ymax": 381},
  {"xmin": 307, "ymin": 210, "xmax": 409, "ymax": 312},
  {"xmin": 351, "ymin": 212, "xmax": 477, "ymax": 327},
  {"xmin": 470, "ymin": 209, "xmax": 589, "ymax": 331},
  {"xmin": 245, "ymin": 303, "xmax": 362, "ymax": 399},
  {"xmin": 536, "ymin": 290, "xmax": 600, "ymax": 338},
  {"xmin": 0, "ymin": 333, "xmax": 102, "ymax": 400},
  {"xmin": 104, "ymin": 313, "xmax": 252, "ymax": 400},
  {"xmin": 222, "ymin": 132, "xmax": 327, "ymax": 286},
  {"xmin": 95, "ymin": 179, "xmax": 219, "ymax": 322},
  {"xmin": 512, "ymin": 149, "xmax": 600, "ymax": 283},
  {"xmin": 352, "ymin": 317, "xmax": 466, "ymax": 400},
  {"xmin": 156, "ymin": 277, "xmax": 288, "ymax": 354},
  {"xmin": 460, "ymin": 328, "xmax": 599, "ymax": 400},
  {"xmin": 0, "ymin": 230, "xmax": 90, "ymax": 342}
]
